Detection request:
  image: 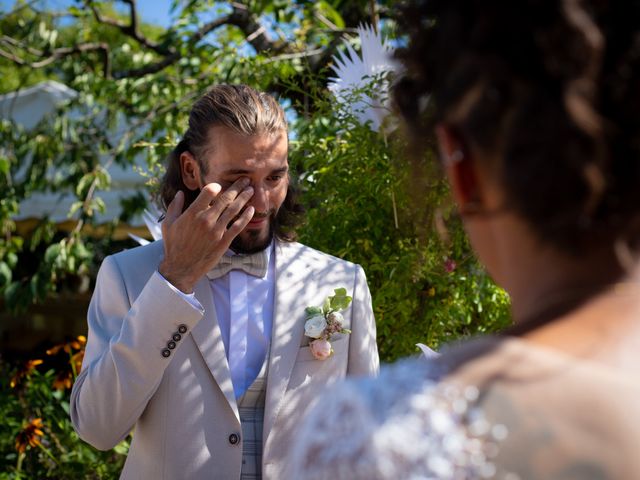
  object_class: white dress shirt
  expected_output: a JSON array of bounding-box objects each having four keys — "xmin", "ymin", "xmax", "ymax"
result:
[{"xmin": 159, "ymin": 243, "xmax": 275, "ymax": 398}]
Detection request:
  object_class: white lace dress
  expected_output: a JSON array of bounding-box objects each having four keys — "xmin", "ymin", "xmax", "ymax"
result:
[
  {"xmin": 287, "ymin": 356, "xmax": 506, "ymax": 480},
  {"xmin": 288, "ymin": 336, "xmax": 640, "ymax": 480}
]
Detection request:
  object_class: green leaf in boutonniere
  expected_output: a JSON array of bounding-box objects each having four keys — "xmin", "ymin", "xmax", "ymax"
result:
[
  {"xmin": 305, "ymin": 306, "xmax": 323, "ymax": 318},
  {"xmin": 329, "ymin": 287, "xmax": 352, "ymax": 312}
]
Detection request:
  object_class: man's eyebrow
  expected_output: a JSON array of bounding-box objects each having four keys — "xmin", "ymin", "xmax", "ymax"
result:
[
  {"xmin": 221, "ymin": 168, "xmax": 252, "ymax": 175},
  {"xmin": 220, "ymin": 166, "xmax": 289, "ymax": 176}
]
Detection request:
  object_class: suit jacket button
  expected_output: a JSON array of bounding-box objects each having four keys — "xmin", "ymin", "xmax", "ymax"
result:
[
  {"xmin": 178, "ymin": 324, "xmax": 188, "ymax": 334},
  {"xmin": 172, "ymin": 333, "xmax": 182, "ymax": 342},
  {"xmin": 228, "ymin": 433, "xmax": 240, "ymax": 445},
  {"xmin": 167, "ymin": 341, "xmax": 176, "ymax": 350},
  {"xmin": 161, "ymin": 348, "xmax": 171, "ymax": 358}
]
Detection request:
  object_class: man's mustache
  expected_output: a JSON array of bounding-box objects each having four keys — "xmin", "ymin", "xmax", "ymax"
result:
[
  {"xmin": 228, "ymin": 208, "xmax": 275, "ymax": 228},
  {"xmin": 251, "ymin": 210, "xmax": 273, "ymax": 219}
]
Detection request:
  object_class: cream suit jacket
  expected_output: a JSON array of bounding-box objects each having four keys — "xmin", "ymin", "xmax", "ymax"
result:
[{"xmin": 70, "ymin": 239, "xmax": 379, "ymax": 479}]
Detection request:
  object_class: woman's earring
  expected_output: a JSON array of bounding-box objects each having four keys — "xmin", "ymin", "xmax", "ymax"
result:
[{"xmin": 446, "ymin": 149, "xmax": 465, "ymax": 165}]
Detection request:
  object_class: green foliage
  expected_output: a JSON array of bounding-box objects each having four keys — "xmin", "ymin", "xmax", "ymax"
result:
[
  {"xmin": 0, "ymin": 0, "xmax": 395, "ymax": 313},
  {"xmin": 291, "ymin": 82, "xmax": 511, "ymax": 361},
  {"xmin": 0, "ymin": 339, "xmax": 127, "ymax": 479},
  {"xmin": 0, "ymin": 114, "xmax": 99, "ymax": 313}
]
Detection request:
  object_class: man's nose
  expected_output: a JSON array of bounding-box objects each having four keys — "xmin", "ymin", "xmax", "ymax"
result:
[{"xmin": 249, "ymin": 184, "xmax": 268, "ymax": 212}]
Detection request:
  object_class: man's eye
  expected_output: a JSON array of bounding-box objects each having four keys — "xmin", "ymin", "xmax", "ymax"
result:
[{"xmin": 267, "ymin": 175, "xmax": 282, "ymax": 182}]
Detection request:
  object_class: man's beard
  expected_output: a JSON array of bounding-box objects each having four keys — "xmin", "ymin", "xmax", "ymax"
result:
[{"xmin": 230, "ymin": 210, "xmax": 276, "ymax": 254}]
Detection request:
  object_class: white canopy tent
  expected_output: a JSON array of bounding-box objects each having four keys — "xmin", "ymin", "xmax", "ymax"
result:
[
  {"xmin": 0, "ymin": 81, "xmax": 161, "ymax": 356},
  {"xmin": 0, "ymin": 80, "xmax": 152, "ymax": 231}
]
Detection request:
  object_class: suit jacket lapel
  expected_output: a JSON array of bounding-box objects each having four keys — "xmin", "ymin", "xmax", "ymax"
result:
[
  {"xmin": 263, "ymin": 241, "xmax": 308, "ymax": 442},
  {"xmin": 191, "ymin": 277, "xmax": 239, "ymax": 421}
]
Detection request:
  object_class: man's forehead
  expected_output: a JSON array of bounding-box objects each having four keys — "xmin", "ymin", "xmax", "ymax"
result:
[
  {"xmin": 206, "ymin": 127, "xmax": 288, "ymax": 171},
  {"xmin": 207, "ymin": 124, "xmax": 288, "ymax": 144}
]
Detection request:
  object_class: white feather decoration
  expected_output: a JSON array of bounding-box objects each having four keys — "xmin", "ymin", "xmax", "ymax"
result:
[
  {"xmin": 328, "ymin": 24, "xmax": 400, "ymax": 134},
  {"xmin": 416, "ymin": 343, "xmax": 440, "ymax": 359},
  {"xmin": 129, "ymin": 203, "xmax": 163, "ymax": 246}
]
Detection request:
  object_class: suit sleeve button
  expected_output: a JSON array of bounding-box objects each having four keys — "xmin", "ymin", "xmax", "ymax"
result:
[
  {"xmin": 178, "ymin": 324, "xmax": 188, "ymax": 334},
  {"xmin": 172, "ymin": 333, "xmax": 182, "ymax": 342},
  {"xmin": 161, "ymin": 348, "xmax": 171, "ymax": 358},
  {"xmin": 167, "ymin": 341, "xmax": 177, "ymax": 350},
  {"xmin": 228, "ymin": 433, "xmax": 240, "ymax": 445}
]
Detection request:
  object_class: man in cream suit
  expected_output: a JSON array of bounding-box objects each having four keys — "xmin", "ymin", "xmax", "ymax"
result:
[{"xmin": 70, "ymin": 84, "xmax": 379, "ymax": 479}]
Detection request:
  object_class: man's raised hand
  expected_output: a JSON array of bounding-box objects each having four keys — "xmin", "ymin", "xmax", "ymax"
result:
[{"xmin": 158, "ymin": 178, "xmax": 255, "ymax": 293}]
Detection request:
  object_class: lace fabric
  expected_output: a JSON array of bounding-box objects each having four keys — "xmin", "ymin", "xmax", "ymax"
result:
[{"xmin": 288, "ymin": 357, "xmax": 506, "ymax": 480}]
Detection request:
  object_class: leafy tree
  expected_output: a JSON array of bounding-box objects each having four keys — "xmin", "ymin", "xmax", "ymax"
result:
[
  {"xmin": 0, "ymin": 0, "xmax": 394, "ymax": 313},
  {"xmin": 0, "ymin": 0, "xmax": 509, "ymax": 354}
]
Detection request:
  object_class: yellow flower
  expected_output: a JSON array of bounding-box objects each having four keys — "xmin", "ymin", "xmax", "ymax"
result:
[
  {"xmin": 9, "ymin": 359, "xmax": 43, "ymax": 388},
  {"xmin": 15, "ymin": 418, "xmax": 44, "ymax": 454},
  {"xmin": 46, "ymin": 335, "xmax": 87, "ymax": 356},
  {"xmin": 427, "ymin": 287, "xmax": 436, "ymax": 297},
  {"xmin": 45, "ymin": 336, "xmax": 87, "ymax": 389},
  {"xmin": 52, "ymin": 371, "xmax": 73, "ymax": 391}
]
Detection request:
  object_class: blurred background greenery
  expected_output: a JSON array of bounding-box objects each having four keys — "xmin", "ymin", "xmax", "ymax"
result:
[{"xmin": 0, "ymin": 0, "xmax": 510, "ymax": 477}]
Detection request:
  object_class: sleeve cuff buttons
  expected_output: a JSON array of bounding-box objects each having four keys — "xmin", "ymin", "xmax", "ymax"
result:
[{"xmin": 161, "ymin": 324, "xmax": 189, "ymax": 358}]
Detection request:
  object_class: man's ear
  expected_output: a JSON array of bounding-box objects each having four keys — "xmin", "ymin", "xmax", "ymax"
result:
[
  {"xmin": 180, "ymin": 151, "xmax": 202, "ymax": 191},
  {"xmin": 435, "ymin": 124, "xmax": 483, "ymax": 213}
]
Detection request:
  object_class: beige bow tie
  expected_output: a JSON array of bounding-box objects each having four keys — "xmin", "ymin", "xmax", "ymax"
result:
[{"xmin": 206, "ymin": 251, "xmax": 268, "ymax": 280}]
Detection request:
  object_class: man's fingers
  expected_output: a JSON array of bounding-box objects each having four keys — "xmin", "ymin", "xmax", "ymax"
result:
[
  {"xmin": 162, "ymin": 190, "xmax": 184, "ymax": 234},
  {"xmin": 216, "ymin": 186, "xmax": 254, "ymax": 226},
  {"xmin": 208, "ymin": 178, "xmax": 252, "ymax": 215},
  {"xmin": 223, "ymin": 206, "xmax": 255, "ymax": 241},
  {"xmin": 189, "ymin": 182, "xmax": 223, "ymax": 213}
]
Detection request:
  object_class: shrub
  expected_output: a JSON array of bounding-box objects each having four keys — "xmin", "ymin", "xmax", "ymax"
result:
[
  {"xmin": 291, "ymin": 85, "xmax": 511, "ymax": 362},
  {"xmin": 0, "ymin": 338, "xmax": 127, "ymax": 479}
]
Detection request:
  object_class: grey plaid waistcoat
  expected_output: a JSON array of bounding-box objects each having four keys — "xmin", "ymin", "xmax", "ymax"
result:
[{"xmin": 237, "ymin": 347, "xmax": 269, "ymax": 480}]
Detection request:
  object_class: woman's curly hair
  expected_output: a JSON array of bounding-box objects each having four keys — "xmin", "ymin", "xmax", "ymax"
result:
[{"xmin": 395, "ymin": 0, "xmax": 640, "ymax": 253}]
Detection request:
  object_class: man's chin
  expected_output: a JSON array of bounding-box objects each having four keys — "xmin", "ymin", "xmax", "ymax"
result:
[{"xmin": 230, "ymin": 226, "xmax": 272, "ymax": 254}]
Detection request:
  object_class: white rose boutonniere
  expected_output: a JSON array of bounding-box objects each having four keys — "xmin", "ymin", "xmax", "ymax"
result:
[
  {"xmin": 304, "ymin": 315, "xmax": 328, "ymax": 338},
  {"xmin": 304, "ymin": 288, "xmax": 352, "ymax": 360}
]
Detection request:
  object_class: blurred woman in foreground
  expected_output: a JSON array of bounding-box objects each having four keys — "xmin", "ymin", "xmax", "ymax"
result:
[{"xmin": 289, "ymin": 0, "xmax": 640, "ymax": 478}]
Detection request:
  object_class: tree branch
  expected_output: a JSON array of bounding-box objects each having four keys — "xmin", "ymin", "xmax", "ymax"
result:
[
  {"xmin": 112, "ymin": 51, "xmax": 178, "ymax": 79},
  {"xmin": 84, "ymin": 0, "xmax": 168, "ymax": 55},
  {"xmin": 308, "ymin": 35, "xmax": 344, "ymax": 74},
  {"xmin": 1, "ymin": 1, "xmax": 346, "ymax": 92},
  {"xmin": 228, "ymin": 2, "xmax": 285, "ymax": 54},
  {"xmin": 263, "ymin": 47, "xmax": 324, "ymax": 63},
  {"xmin": 0, "ymin": 42, "xmax": 111, "ymax": 76},
  {"xmin": 111, "ymin": 13, "xmax": 236, "ymax": 79},
  {"xmin": 1, "ymin": 35, "xmax": 44, "ymax": 57}
]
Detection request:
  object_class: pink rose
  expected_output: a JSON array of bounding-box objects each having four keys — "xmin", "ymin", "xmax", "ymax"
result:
[{"xmin": 309, "ymin": 339, "xmax": 333, "ymax": 360}]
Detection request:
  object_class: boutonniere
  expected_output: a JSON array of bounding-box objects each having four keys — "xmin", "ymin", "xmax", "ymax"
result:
[{"xmin": 304, "ymin": 288, "xmax": 352, "ymax": 360}]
